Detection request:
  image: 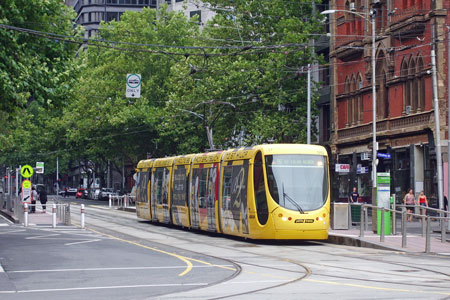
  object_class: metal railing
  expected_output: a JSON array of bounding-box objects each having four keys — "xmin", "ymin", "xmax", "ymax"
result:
[
  {"xmin": 353, "ymin": 203, "xmax": 449, "ymax": 253},
  {"xmin": 108, "ymin": 194, "xmax": 135, "ymax": 209}
]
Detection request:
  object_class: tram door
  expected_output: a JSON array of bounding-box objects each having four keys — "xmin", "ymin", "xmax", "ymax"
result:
[
  {"xmin": 207, "ymin": 165, "xmax": 218, "ymax": 231},
  {"xmin": 190, "ymin": 167, "xmax": 200, "ymax": 229}
]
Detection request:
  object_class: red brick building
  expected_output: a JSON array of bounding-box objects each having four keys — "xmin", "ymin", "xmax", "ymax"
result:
[{"xmin": 328, "ymin": 0, "xmax": 449, "ymax": 205}]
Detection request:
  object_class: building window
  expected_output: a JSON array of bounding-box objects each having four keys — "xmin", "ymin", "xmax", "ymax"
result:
[
  {"xmin": 401, "ymin": 58, "xmax": 410, "ymax": 114},
  {"xmin": 417, "ymin": 56, "xmax": 425, "ymax": 111},
  {"xmin": 190, "ymin": 10, "xmax": 202, "ymax": 24}
]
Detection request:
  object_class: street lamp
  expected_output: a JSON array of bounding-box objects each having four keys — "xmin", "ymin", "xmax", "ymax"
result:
[{"xmin": 321, "ymin": 9, "xmax": 378, "ymax": 200}]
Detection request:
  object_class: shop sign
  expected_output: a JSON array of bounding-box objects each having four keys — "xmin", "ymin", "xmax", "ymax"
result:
[
  {"xmin": 335, "ymin": 164, "xmax": 350, "ymax": 173},
  {"xmin": 357, "ymin": 166, "xmax": 368, "ymax": 174}
]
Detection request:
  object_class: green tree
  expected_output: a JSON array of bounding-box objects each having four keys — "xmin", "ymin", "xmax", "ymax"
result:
[{"xmin": 166, "ymin": 0, "xmax": 323, "ymax": 148}]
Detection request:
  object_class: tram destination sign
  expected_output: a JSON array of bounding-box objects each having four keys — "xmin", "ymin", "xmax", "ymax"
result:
[{"xmin": 126, "ymin": 73, "xmax": 141, "ymax": 98}]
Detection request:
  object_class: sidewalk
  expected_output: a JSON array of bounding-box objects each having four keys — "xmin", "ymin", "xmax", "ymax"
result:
[
  {"xmin": 328, "ymin": 224, "xmax": 450, "ymax": 254},
  {"xmin": 0, "ymin": 200, "xmax": 68, "ymax": 227}
]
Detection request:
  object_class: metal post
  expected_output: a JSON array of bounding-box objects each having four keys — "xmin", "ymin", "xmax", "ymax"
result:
[
  {"xmin": 109, "ymin": 194, "xmax": 112, "ymax": 209},
  {"xmin": 447, "ymin": 25, "xmax": 450, "ymax": 232},
  {"xmin": 52, "ymin": 204, "xmax": 56, "ymax": 228},
  {"xmin": 24, "ymin": 203, "xmax": 28, "ymax": 227},
  {"xmin": 422, "ymin": 213, "xmax": 426, "ymax": 237},
  {"xmin": 442, "ymin": 217, "xmax": 447, "ymax": 243},
  {"xmin": 81, "ymin": 204, "xmax": 85, "ymax": 229},
  {"xmin": 307, "ymin": 64, "xmax": 311, "ymax": 144},
  {"xmin": 360, "ymin": 204, "xmax": 365, "ymax": 237},
  {"xmin": 431, "ymin": 48, "xmax": 445, "ymax": 233},
  {"xmin": 125, "ymin": 194, "xmax": 128, "ymax": 208},
  {"xmin": 370, "ymin": 10, "xmax": 378, "ymax": 233},
  {"xmin": 380, "ymin": 208, "xmax": 385, "ymax": 242},
  {"xmin": 425, "ymin": 216, "xmax": 431, "ymax": 253},
  {"xmin": 402, "ymin": 210, "xmax": 407, "ymax": 248},
  {"xmin": 364, "ymin": 205, "xmax": 369, "ymax": 231},
  {"xmin": 56, "ymin": 156, "xmax": 59, "ymax": 196},
  {"xmin": 392, "ymin": 197, "xmax": 396, "ymax": 235}
]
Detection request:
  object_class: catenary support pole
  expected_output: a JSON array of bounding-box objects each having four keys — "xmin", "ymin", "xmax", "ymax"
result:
[
  {"xmin": 431, "ymin": 49, "xmax": 445, "ymax": 234},
  {"xmin": 447, "ymin": 26, "xmax": 450, "ymax": 231},
  {"xmin": 307, "ymin": 64, "xmax": 311, "ymax": 144}
]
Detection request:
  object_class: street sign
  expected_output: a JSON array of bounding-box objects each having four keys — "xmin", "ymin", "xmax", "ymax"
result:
[
  {"xmin": 21, "ymin": 180, "xmax": 32, "ymax": 203},
  {"xmin": 21, "ymin": 165, "xmax": 33, "ymax": 178},
  {"xmin": 126, "ymin": 73, "xmax": 141, "ymax": 98},
  {"xmin": 36, "ymin": 162, "xmax": 44, "ymax": 174},
  {"xmin": 377, "ymin": 152, "xmax": 391, "ymax": 159},
  {"xmin": 335, "ymin": 164, "xmax": 350, "ymax": 173}
]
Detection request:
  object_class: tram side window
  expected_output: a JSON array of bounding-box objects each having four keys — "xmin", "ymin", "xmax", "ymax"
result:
[
  {"xmin": 135, "ymin": 171, "xmax": 141, "ymax": 203},
  {"xmin": 253, "ymin": 152, "xmax": 268, "ymax": 225},
  {"xmin": 222, "ymin": 166, "xmax": 233, "ymax": 210},
  {"xmin": 162, "ymin": 168, "xmax": 170, "ymax": 205},
  {"xmin": 173, "ymin": 168, "xmax": 187, "ymax": 206},
  {"xmin": 153, "ymin": 168, "xmax": 165, "ymax": 204},
  {"xmin": 139, "ymin": 171, "xmax": 149, "ymax": 203},
  {"xmin": 198, "ymin": 168, "xmax": 208, "ymax": 208},
  {"xmin": 207, "ymin": 166, "xmax": 218, "ymax": 208}
]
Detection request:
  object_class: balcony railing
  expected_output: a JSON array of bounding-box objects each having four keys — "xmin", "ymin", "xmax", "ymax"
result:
[{"xmin": 337, "ymin": 111, "xmax": 432, "ymax": 142}]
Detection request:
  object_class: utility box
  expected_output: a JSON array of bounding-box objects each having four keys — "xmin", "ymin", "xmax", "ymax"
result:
[{"xmin": 331, "ymin": 203, "xmax": 350, "ymax": 229}]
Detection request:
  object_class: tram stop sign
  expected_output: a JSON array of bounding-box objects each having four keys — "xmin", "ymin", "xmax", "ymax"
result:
[
  {"xmin": 21, "ymin": 180, "xmax": 32, "ymax": 203},
  {"xmin": 21, "ymin": 165, "xmax": 34, "ymax": 178},
  {"xmin": 126, "ymin": 73, "xmax": 141, "ymax": 98}
]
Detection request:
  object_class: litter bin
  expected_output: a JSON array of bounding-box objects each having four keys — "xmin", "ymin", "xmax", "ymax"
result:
[
  {"xmin": 331, "ymin": 202, "xmax": 349, "ymax": 229},
  {"xmin": 351, "ymin": 203, "xmax": 361, "ymax": 224}
]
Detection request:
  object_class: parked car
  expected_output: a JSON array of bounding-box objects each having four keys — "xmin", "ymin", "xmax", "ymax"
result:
[
  {"xmin": 99, "ymin": 188, "xmax": 116, "ymax": 201},
  {"xmin": 62, "ymin": 188, "xmax": 77, "ymax": 197},
  {"xmin": 75, "ymin": 188, "xmax": 88, "ymax": 199}
]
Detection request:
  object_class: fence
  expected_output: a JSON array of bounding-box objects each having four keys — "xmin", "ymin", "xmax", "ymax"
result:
[
  {"xmin": 108, "ymin": 194, "xmax": 135, "ymax": 209},
  {"xmin": 352, "ymin": 203, "xmax": 449, "ymax": 253}
]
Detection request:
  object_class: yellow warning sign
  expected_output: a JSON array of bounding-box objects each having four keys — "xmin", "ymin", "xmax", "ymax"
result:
[{"xmin": 21, "ymin": 165, "xmax": 33, "ymax": 178}]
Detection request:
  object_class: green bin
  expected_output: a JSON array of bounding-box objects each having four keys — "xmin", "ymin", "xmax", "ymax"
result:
[{"xmin": 351, "ymin": 204, "xmax": 361, "ymax": 223}]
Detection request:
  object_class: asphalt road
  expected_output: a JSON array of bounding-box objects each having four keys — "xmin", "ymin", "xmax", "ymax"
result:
[
  {"xmin": 0, "ymin": 220, "xmax": 236, "ymax": 300},
  {"xmin": 2, "ymin": 202, "xmax": 450, "ymax": 299}
]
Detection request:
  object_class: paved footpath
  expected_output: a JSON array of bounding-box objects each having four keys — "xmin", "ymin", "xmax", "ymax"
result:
[{"xmin": 329, "ymin": 223, "xmax": 450, "ymax": 254}]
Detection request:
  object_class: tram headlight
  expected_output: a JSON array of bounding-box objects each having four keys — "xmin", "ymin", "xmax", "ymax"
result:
[{"xmin": 282, "ymin": 217, "xmax": 288, "ymax": 221}]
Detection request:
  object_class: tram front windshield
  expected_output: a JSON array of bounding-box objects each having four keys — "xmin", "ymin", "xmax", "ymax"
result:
[{"xmin": 265, "ymin": 154, "xmax": 328, "ymax": 212}]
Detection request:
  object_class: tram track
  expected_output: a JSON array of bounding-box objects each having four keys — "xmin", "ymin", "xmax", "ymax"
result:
[
  {"xmin": 70, "ymin": 206, "xmax": 313, "ymax": 299},
  {"xmin": 70, "ymin": 205, "xmax": 450, "ymax": 298}
]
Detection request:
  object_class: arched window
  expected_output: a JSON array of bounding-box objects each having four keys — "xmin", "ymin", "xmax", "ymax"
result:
[
  {"xmin": 357, "ymin": 74, "xmax": 363, "ymax": 123},
  {"xmin": 417, "ymin": 56, "xmax": 425, "ymax": 111},
  {"xmin": 344, "ymin": 1, "xmax": 350, "ymax": 35},
  {"xmin": 351, "ymin": 76, "xmax": 357, "ymax": 125},
  {"xmin": 376, "ymin": 51, "xmax": 388, "ymax": 119},
  {"xmin": 409, "ymin": 58, "xmax": 417, "ymax": 112},
  {"xmin": 401, "ymin": 58, "xmax": 410, "ymax": 113}
]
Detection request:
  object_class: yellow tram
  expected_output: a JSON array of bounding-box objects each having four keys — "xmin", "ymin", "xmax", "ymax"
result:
[{"xmin": 135, "ymin": 144, "xmax": 330, "ymax": 240}]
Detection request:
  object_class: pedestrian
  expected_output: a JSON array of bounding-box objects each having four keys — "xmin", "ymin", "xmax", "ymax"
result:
[
  {"xmin": 418, "ymin": 190, "xmax": 428, "ymax": 216},
  {"xmin": 403, "ymin": 189, "xmax": 416, "ymax": 222},
  {"xmin": 39, "ymin": 188, "xmax": 47, "ymax": 213},
  {"xmin": 349, "ymin": 187, "xmax": 359, "ymax": 204},
  {"xmin": 64, "ymin": 187, "xmax": 68, "ymax": 198},
  {"xmin": 31, "ymin": 186, "xmax": 38, "ymax": 213},
  {"xmin": 445, "ymin": 195, "xmax": 449, "ymax": 212}
]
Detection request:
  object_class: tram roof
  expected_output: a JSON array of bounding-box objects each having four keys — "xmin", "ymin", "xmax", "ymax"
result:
[
  {"xmin": 173, "ymin": 154, "xmax": 195, "ymax": 166},
  {"xmin": 137, "ymin": 159, "xmax": 154, "ymax": 169},
  {"xmin": 192, "ymin": 151, "xmax": 224, "ymax": 164},
  {"xmin": 153, "ymin": 156, "xmax": 176, "ymax": 168}
]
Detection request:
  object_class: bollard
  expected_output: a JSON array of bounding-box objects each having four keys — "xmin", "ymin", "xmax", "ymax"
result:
[
  {"xmin": 360, "ymin": 204, "xmax": 365, "ymax": 238},
  {"xmin": 109, "ymin": 194, "xmax": 112, "ymax": 209},
  {"xmin": 392, "ymin": 201, "xmax": 396, "ymax": 235},
  {"xmin": 425, "ymin": 216, "xmax": 431, "ymax": 253},
  {"xmin": 364, "ymin": 206, "xmax": 369, "ymax": 231},
  {"xmin": 81, "ymin": 204, "xmax": 85, "ymax": 229},
  {"xmin": 380, "ymin": 208, "xmax": 385, "ymax": 242},
  {"xmin": 24, "ymin": 203, "xmax": 28, "ymax": 227},
  {"xmin": 401, "ymin": 210, "xmax": 407, "ymax": 248},
  {"xmin": 52, "ymin": 204, "xmax": 56, "ymax": 228},
  {"xmin": 422, "ymin": 213, "xmax": 426, "ymax": 237}
]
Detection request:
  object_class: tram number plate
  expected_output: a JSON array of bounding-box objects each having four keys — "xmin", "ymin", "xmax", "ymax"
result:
[{"xmin": 295, "ymin": 219, "xmax": 314, "ymax": 223}]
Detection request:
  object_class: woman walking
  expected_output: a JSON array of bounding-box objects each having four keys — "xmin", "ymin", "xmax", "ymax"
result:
[
  {"xmin": 403, "ymin": 189, "xmax": 416, "ymax": 222},
  {"xmin": 418, "ymin": 190, "xmax": 428, "ymax": 216}
]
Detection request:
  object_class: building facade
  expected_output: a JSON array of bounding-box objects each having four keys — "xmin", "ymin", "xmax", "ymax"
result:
[
  {"xmin": 328, "ymin": 0, "xmax": 449, "ymax": 205},
  {"xmin": 66, "ymin": 0, "xmax": 214, "ymax": 39}
]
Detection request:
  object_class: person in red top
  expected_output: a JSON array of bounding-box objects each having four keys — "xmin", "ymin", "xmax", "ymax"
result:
[{"xmin": 418, "ymin": 190, "xmax": 428, "ymax": 216}]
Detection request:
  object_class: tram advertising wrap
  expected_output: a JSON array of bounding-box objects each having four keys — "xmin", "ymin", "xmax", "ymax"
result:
[{"xmin": 135, "ymin": 144, "xmax": 330, "ymax": 240}]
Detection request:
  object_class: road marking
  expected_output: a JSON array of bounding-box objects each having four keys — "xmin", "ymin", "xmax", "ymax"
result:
[
  {"xmin": 88, "ymin": 228, "xmax": 194, "ymax": 277},
  {"xmin": 0, "ymin": 229, "xmax": 26, "ymax": 235},
  {"xmin": 305, "ymin": 278, "xmax": 450, "ymax": 296},
  {"xmin": 26, "ymin": 234, "xmax": 60, "ymax": 239},
  {"xmin": 0, "ymin": 224, "xmax": 9, "ymax": 227},
  {"xmin": 65, "ymin": 239, "xmax": 101, "ymax": 246},
  {"xmin": 8, "ymin": 265, "xmax": 235, "ymax": 273},
  {"xmin": 0, "ymin": 282, "xmax": 209, "ymax": 294},
  {"xmin": 0, "ymin": 215, "xmax": 13, "ymax": 224},
  {"xmin": 0, "ymin": 264, "xmax": 4, "ymax": 273}
]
